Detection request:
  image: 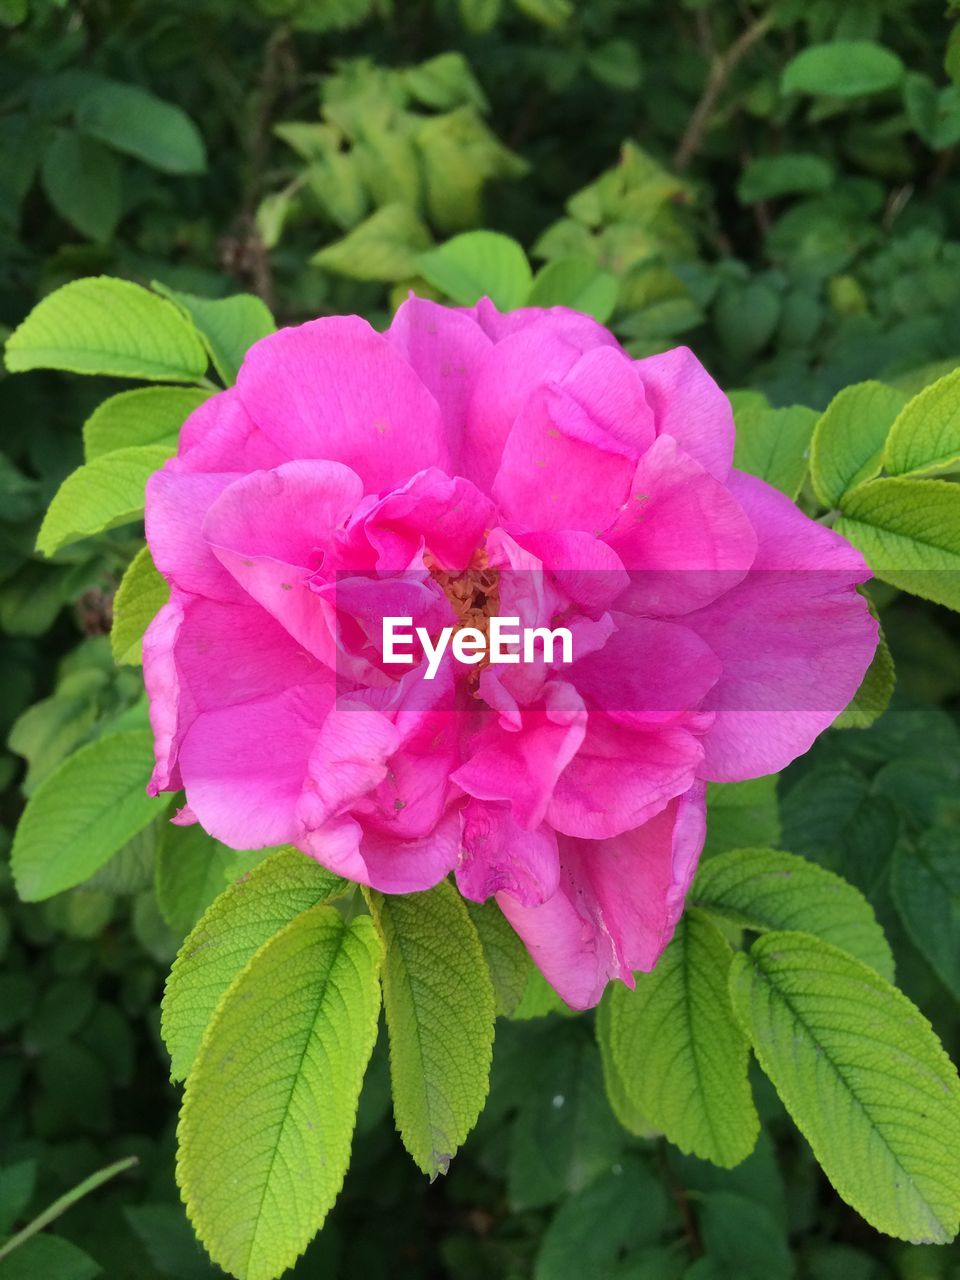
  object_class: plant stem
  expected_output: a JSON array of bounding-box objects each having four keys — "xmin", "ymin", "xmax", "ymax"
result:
[{"xmin": 0, "ymin": 1156, "xmax": 138, "ymax": 1263}]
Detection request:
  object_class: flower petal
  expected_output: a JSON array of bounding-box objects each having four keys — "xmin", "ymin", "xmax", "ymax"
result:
[
  {"xmin": 236, "ymin": 316, "xmax": 450, "ymax": 491},
  {"xmin": 686, "ymin": 470, "xmax": 878, "ymax": 780}
]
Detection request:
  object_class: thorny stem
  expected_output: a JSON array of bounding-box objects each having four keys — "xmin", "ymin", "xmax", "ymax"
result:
[{"xmin": 673, "ymin": 11, "xmax": 776, "ymax": 172}]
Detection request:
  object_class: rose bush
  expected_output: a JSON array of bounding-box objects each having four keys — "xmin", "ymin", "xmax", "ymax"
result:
[{"xmin": 144, "ymin": 297, "xmax": 878, "ymax": 1008}]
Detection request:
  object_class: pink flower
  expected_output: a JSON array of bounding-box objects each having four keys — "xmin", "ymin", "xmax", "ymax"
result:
[{"xmin": 143, "ymin": 298, "xmax": 878, "ymax": 1008}]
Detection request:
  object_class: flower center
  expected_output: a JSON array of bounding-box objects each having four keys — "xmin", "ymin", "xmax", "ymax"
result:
[{"xmin": 424, "ymin": 547, "xmax": 500, "ymax": 680}]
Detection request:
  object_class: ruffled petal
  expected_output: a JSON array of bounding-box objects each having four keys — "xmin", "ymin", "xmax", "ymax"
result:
[
  {"xmin": 634, "ymin": 346, "xmax": 734, "ymax": 481},
  {"xmin": 497, "ymin": 785, "xmax": 706, "ymax": 1009},
  {"xmin": 177, "ymin": 389, "xmax": 289, "ymax": 474},
  {"xmin": 492, "ymin": 383, "xmax": 635, "ymax": 533},
  {"xmin": 451, "ymin": 681, "xmax": 587, "ymax": 829},
  {"xmin": 604, "ymin": 434, "xmax": 758, "ymax": 616},
  {"xmin": 456, "ymin": 799, "xmax": 560, "ymax": 906},
  {"xmin": 386, "ymin": 297, "xmax": 492, "ymax": 467}
]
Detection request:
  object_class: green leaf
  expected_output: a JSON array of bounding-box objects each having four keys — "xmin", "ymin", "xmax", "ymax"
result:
[
  {"xmin": 595, "ymin": 991, "xmax": 657, "ymax": 1137},
  {"xmin": 810, "ymin": 381, "xmax": 909, "ymax": 506},
  {"xmin": 696, "ymin": 1192, "xmax": 792, "ymax": 1280},
  {"xmin": 836, "ymin": 478, "xmax": 960, "ymax": 611},
  {"xmin": 883, "ymin": 367, "xmax": 960, "ymax": 478},
  {"xmin": 465, "ymin": 899, "xmax": 531, "ymax": 1017},
  {"xmin": 833, "ymin": 617, "xmax": 894, "ymax": 730},
  {"xmin": 782, "ymin": 42, "xmax": 905, "ymax": 98},
  {"xmin": 0, "ymin": 1161, "xmax": 35, "ymax": 1236},
  {"xmin": 11, "ymin": 730, "xmax": 167, "ymax": 902},
  {"xmin": 0, "ymin": 1235, "xmax": 101, "ymax": 1279},
  {"xmin": 151, "ymin": 284, "xmax": 275, "ymax": 386},
  {"xmin": 161, "ymin": 849, "xmax": 345, "ymax": 1082},
  {"xmin": 84, "ymin": 386, "xmax": 211, "ymax": 459},
  {"xmin": 733, "ymin": 404, "xmax": 818, "ymax": 499},
  {"xmin": 311, "ymin": 203, "xmax": 432, "ymax": 283},
  {"xmin": 368, "ymin": 881, "xmax": 495, "ymax": 1176},
  {"xmin": 891, "ymin": 830, "xmax": 960, "ymax": 999},
  {"xmin": 779, "ymin": 764, "xmax": 899, "ymax": 897},
  {"xmin": 533, "ymin": 1155, "xmax": 667, "ymax": 1280},
  {"xmin": 737, "ymin": 153, "xmax": 834, "ymax": 203},
  {"xmin": 5, "ymin": 277, "xmax": 208, "ymax": 381},
  {"xmin": 507, "ymin": 1027, "xmax": 624, "ymax": 1208},
  {"xmin": 527, "ymin": 255, "xmax": 619, "ymax": 322},
  {"xmin": 37, "ymin": 444, "xmax": 170, "ymax": 557},
  {"xmin": 155, "ymin": 824, "xmax": 265, "ymax": 935},
  {"xmin": 704, "ymin": 777, "xmax": 781, "ymax": 858},
  {"xmin": 729, "ymin": 931, "xmax": 960, "ymax": 1243},
  {"xmin": 178, "ymin": 906, "xmax": 382, "ymax": 1280},
  {"xmin": 585, "ymin": 38, "xmax": 644, "ymax": 92},
  {"xmin": 76, "ymin": 81, "xmax": 206, "ymax": 174},
  {"xmin": 692, "ymin": 847, "xmax": 894, "ymax": 979},
  {"xmin": 111, "ymin": 545, "xmax": 170, "ymax": 665},
  {"xmin": 417, "ymin": 231, "xmax": 532, "ymax": 310},
  {"xmin": 41, "ymin": 132, "xmax": 121, "ymax": 242},
  {"xmin": 607, "ymin": 909, "xmax": 759, "ymax": 1168}
]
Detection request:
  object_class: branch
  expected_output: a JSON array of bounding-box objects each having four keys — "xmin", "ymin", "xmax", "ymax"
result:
[{"xmin": 673, "ymin": 10, "xmax": 776, "ymax": 173}]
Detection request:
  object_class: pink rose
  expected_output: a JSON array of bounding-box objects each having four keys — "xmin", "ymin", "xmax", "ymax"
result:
[{"xmin": 143, "ymin": 298, "xmax": 878, "ymax": 1008}]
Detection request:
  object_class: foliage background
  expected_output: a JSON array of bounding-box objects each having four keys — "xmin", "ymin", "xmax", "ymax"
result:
[{"xmin": 2, "ymin": 0, "xmax": 960, "ymax": 1277}]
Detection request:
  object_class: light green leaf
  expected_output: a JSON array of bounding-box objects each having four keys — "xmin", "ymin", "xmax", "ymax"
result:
[
  {"xmin": 111, "ymin": 545, "xmax": 169, "ymax": 665},
  {"xmin": 178, "ymin": 907, "xmax": 382, "ymax": 1280},
  {"xmin": 608, "ymin": 909, "xmax": 759, "ymax": 1168},
  {"xmin": 36, "ymin": 444, "xmax": 171, "ymax": 557},
  {"xmin": 417, "ymin": 230, "xmax": 532, "ymax": 310},
  {"xmin": 369, "ymin": 882, "xmax": 495, "ymax": 1176},
  {"xmin": 782, "ymin": 42, "xmax": 905, "ymax": 98},
  {"xmin": 76, "ymin": 81, "xmax": 206, "ymax": 174},
  {"xmin": 403, "ymin": 52, "xmax": 488, "ymax": 111},
  {"xmin": 510, "ymin": 964, "xmax": 576, "ymax": 1020},
  {"xmin": 836, "ymin": 477, "xmax": 960, "ymax": 611},
  {"xmin": 737, "ymin": 153, "xmax": 834, "ymax": 203},
  {"xmin": 41, "ymin": 131, "xmax": 121, "ymax": 242},
  {"xmin": 11, "ymin": 730, "xmax": 167, "ymax": 902},
  {"xmin": 733, "ymin": 403, "xmax": 818, "ymax": 499},
  {"xmin": 883, "ymin": 367, "xmax": 960, "ymax": 478},
  {"xmin": 311, "ymin": 203, "xmax": 432, "ymax": 283},
  {"xmin": 595, "ymin": 991, "xmax": 657, "ymax": 1138},
  {"xmin": 692, "ymin": 847, "xmax": 894, "ymax": 979},
  {"xmin": 892, "ymin": 829, "xmax": 960, "ymax": 999},
  {"xmin": 730, "ymin": 931, "xmax": 960, "ymax": 1243},
  {"xmin": 4, "ymin": 277, "xmax": 208, "ymax": 381},
  {"xmin": 465, "ymin": 899, "xmax": 531, "ymax": 1017},
  {"xmin": 527, "ymin": 255, "xmax": 619, "ymax": 322},
  {"xmin": 161, "ymin": 848, "xmax": 345, "ymax": 1082},
  {"xmin": 84, "ymin": 386, "xmax": 212, "ymax": 459},
  {"xmin": 151, "ymin": 284, "xmax": 275, "ymax": 386},
  {"xmin": 810, "ymin": 381, "xmax": 909, "ymax": 506}
]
